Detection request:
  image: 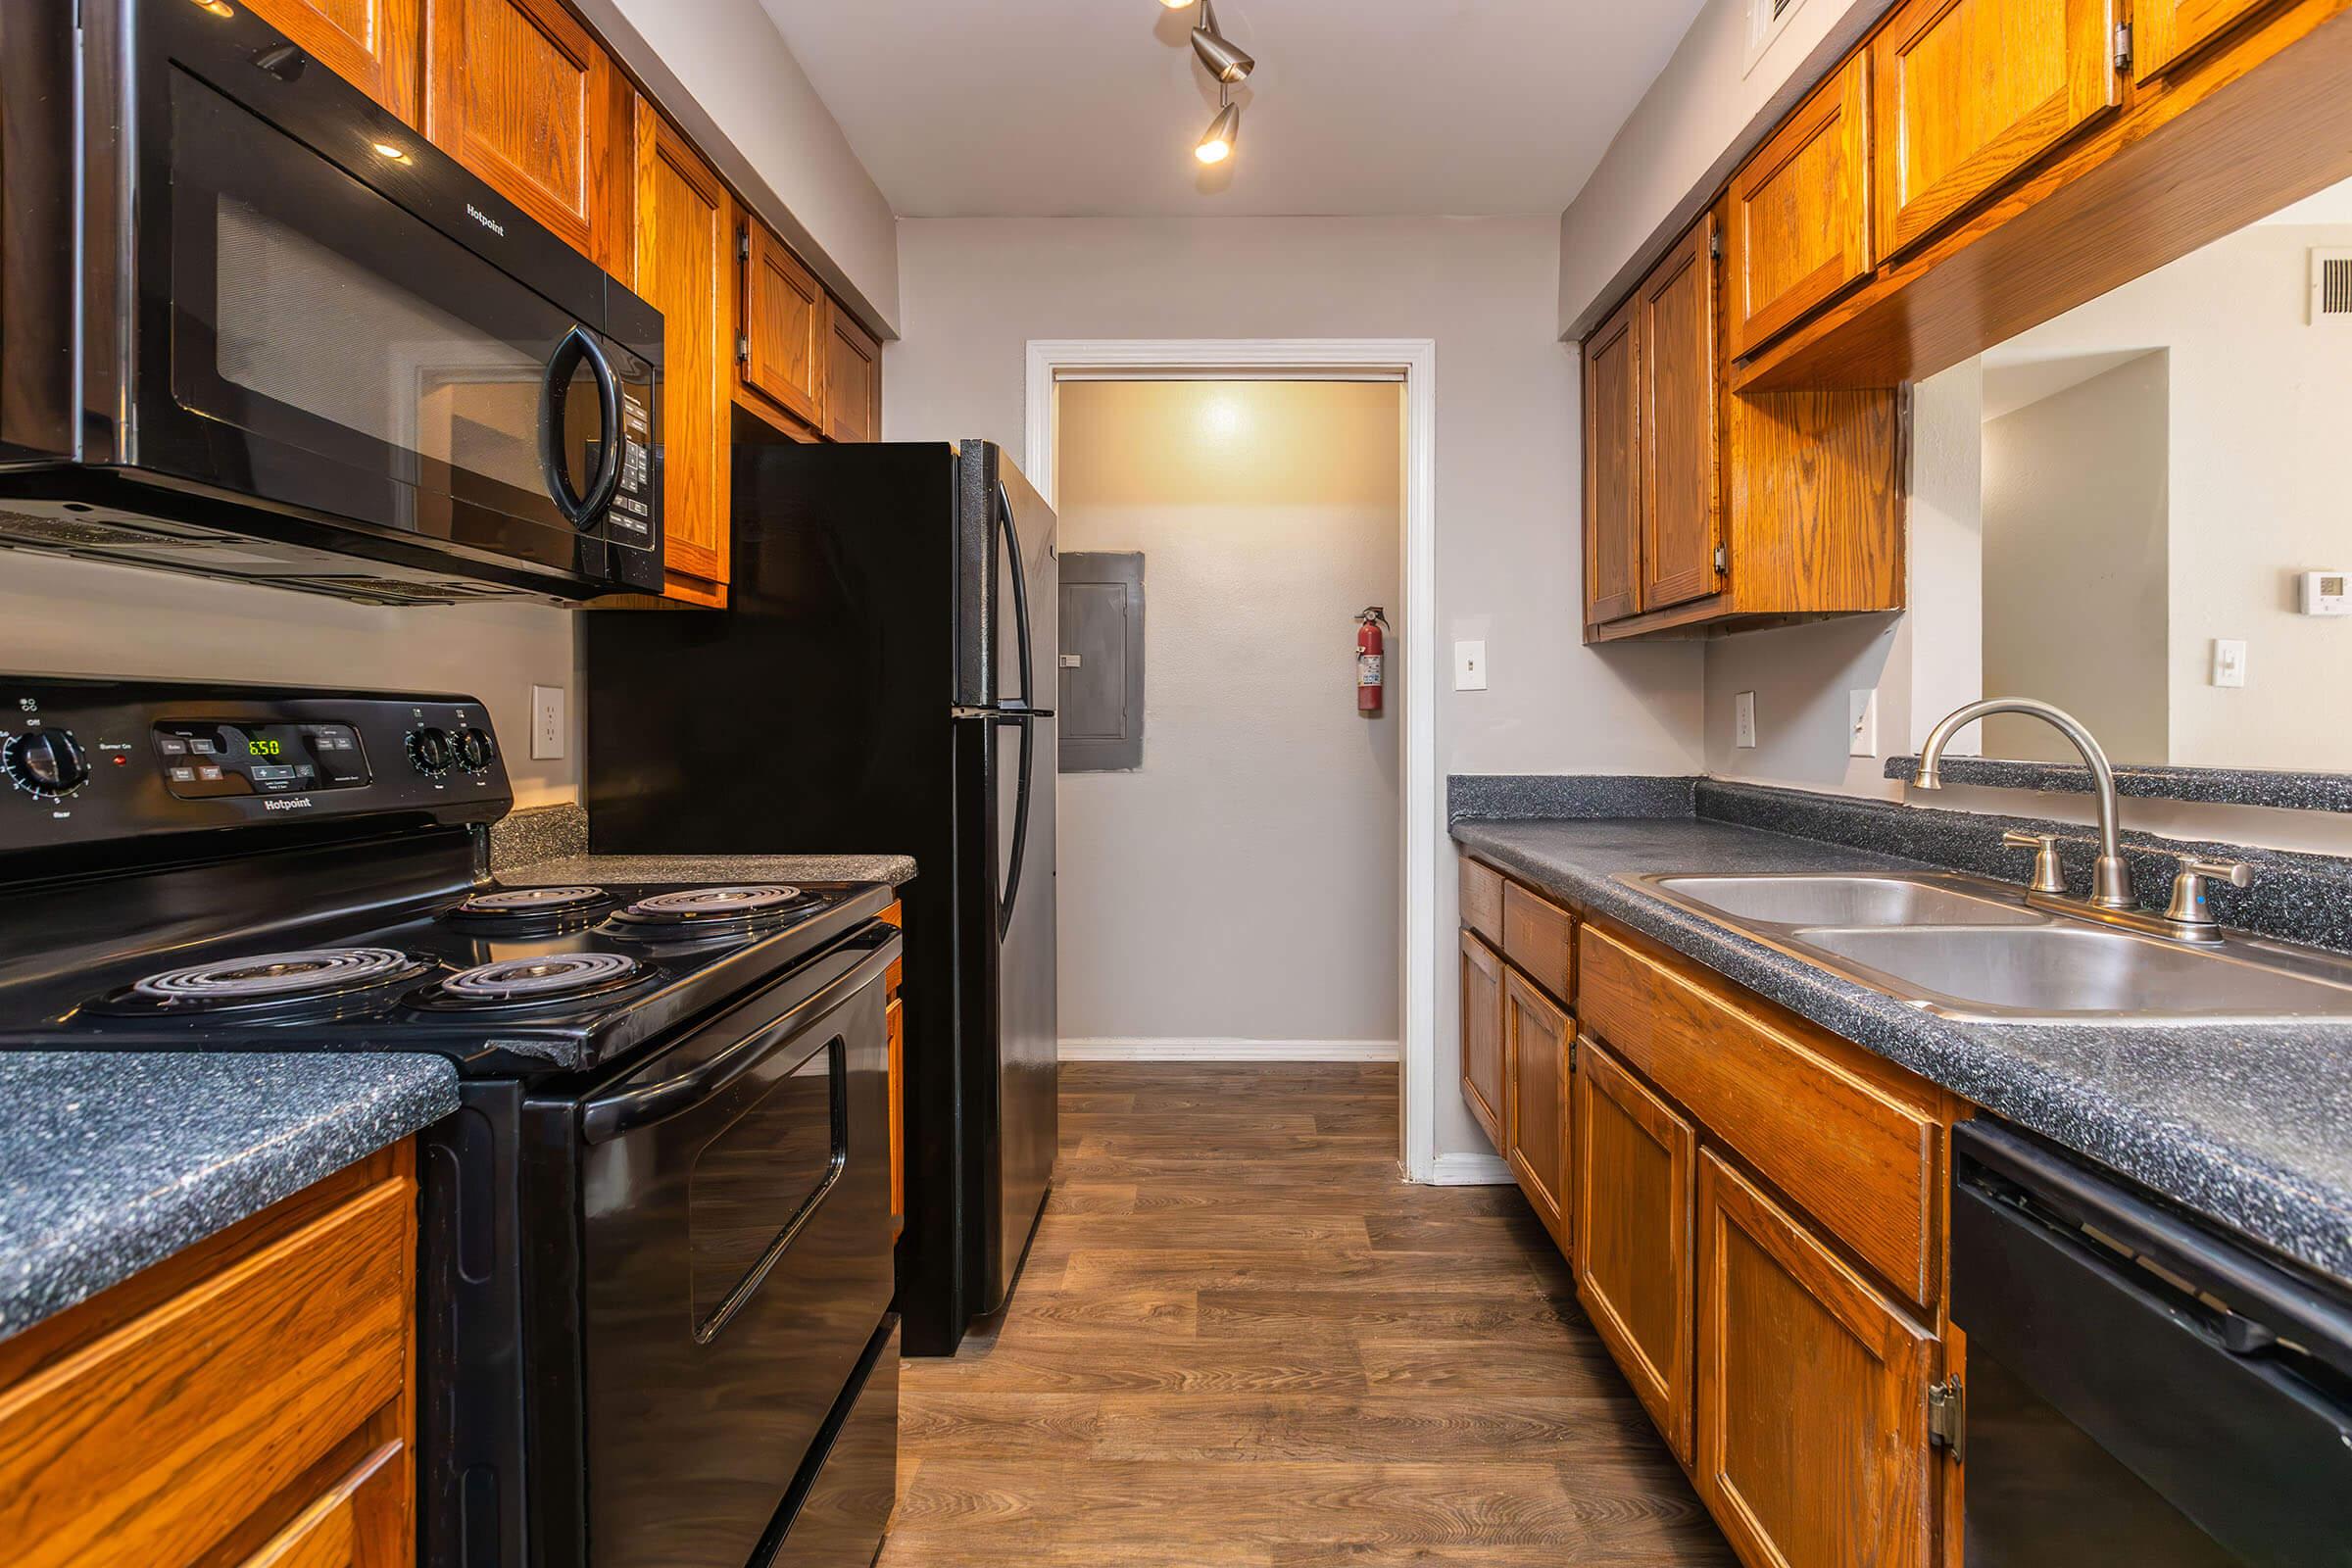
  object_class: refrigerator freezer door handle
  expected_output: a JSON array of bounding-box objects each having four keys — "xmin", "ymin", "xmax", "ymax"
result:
[{"xmin": 999, "ymin": 481, "xmax": 1038, "ymax": 711}]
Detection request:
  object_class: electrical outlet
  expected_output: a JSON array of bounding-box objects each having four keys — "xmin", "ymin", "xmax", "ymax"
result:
[
  {"xmin": 531, "ymin": 684, "xmax": 567, "ymax": 760},
  {"xmin": 1453, "ymin": 640, "xmax": 1489, "ymax": 691},
  {"xmin": 1734, "ymin": 691, "xmax": 1758, "ymax": 750},
  {"xmin": 1849, "ymin": 689, "xmax": 1880, "ymax": 757},
  {"xmin": 2212, "ymin": 639, "xmax": 2248, "ymax": 689}
]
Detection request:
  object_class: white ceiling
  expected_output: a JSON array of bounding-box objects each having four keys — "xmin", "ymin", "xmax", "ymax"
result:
[{"xmin": 757, "ymin": 0, "xmax": 1706, "ymax": 219}]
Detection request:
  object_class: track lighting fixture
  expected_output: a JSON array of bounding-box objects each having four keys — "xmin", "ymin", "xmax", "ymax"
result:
[
  {"xmin": 1196, "ymin": 88, "xmax": 1239, "ymax": 165},
  {"xmin": 1191, "ymin": 0, "xmax": 1253, "ymax": 83}
]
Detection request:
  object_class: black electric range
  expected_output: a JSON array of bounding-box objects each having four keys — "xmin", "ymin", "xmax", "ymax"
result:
[{"xmin": 0, "ymin": 676, "xmax": 904, "ymax": 1568}]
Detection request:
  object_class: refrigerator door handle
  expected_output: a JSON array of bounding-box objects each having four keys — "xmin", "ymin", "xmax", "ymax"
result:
[
  {"xmin": 995, "ymin": 711, "xmax": 1036, "ymax": 940},
  {"xmin": 999, "ymin": 480, "xmax": 1038, "ymax": 710}
]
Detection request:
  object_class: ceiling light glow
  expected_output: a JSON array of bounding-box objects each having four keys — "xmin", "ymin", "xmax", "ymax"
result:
[{"xmin": 1195, "ymin": 100, "xmax": 1239, "ymax": 165}]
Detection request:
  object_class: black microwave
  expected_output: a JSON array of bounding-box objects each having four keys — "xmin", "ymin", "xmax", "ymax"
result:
[{"xmin": 0, "ymin": 0, "xmax": 663, "ymax": 603}]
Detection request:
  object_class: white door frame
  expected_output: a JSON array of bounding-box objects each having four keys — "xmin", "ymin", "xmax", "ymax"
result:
[{"xmin": 1023, "ymin": 338, "xmax": 1446, "ymax": 1183}]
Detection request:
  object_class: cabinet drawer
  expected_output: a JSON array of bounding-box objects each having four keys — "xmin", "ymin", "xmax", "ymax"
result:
[
  {"xmin": 1459, "ymin": 857, "xmax": 1504, "ymax": 947},
  {"xmin": 1500, "ymin": 881, "xmax": 1574, "ymax": 1002},
  {"xmin": 1578, "ymin": 921, "xmax": 1943, "ymax": 1308},
  {"xmin": 0, "ymin": 1179, "xmax": 415, "ymax": 1568},
  {"xmin": 233, "ymin": 1440, "xmax": 405, "ymax": 1568}
]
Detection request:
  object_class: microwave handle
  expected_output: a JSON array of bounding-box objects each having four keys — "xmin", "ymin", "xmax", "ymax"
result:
[{"xmin": 538, "ymin": 326, "xmax": 625, "ymax": 529}]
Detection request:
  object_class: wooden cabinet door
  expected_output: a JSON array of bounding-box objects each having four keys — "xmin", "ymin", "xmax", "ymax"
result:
[
  {"xmin": 631, "ymin": 101, "xmax": 732, "ymax": 595},
  {"xmin": 1582, "ymin": 294, "xmax": 1641, "ymax": 626},
  {"xmin": 243, "ymin": 0, "xmax": 422, "ymax": 120},
  {"xmin": 2133, "ymin": 0, "xmax": 2278, "ymax": 80},
  {"xmin": 1724, "ymin": 53, "xmax": 1872, "ymax": 359},
  {"xmin": 741, "ymin": 221, "xmax": 827, "ymax": 430},
  {"xmin": 823, "ymin": 302, "xmax": 882, "ymax": 443},
  {"xmin": 1638, "ymin": 213, "xmax": 1721, "ymax": 612},
  {"xmin": 231, "ymin": 1441, "xmax": 407, "ymax": 1568},
  {"xmin": 423, "ymin": 0, "xmax": 629, "ymax": 268},
  {"xmin": 1502, "ymin": 969, "xmax": 1570, "ymax": 1250},
  {"xmin": 1573, "ymin": 1038, "xmax": 1695, "ymax": 1462},
  {"xmin": 1697, "ymin": 1151, "xmax": 1937, "ymax": 1568},
  {"xmin": 1459, "ymin": 930, "xmax": 1506, "ymax": 1151},
  {"xmin": 1873, "ymin": 0, "xmax": 2120, "ymax": 262}
]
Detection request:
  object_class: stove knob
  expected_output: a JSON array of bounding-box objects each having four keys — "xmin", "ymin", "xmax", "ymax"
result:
[
  {"xmin": 3, "ymin": 729, "xmax": 89, "ymax": 799},
  {"xmin": 455, "ymin": 727, "xmax": 496, "ymax": 773},
  {"xmin": 407, "ymin": 727, "xmax": 455, "ymax": 777}
]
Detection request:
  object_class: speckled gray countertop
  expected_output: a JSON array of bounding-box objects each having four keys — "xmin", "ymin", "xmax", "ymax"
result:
[
  {"xmin": 0, "ymin": 1053, "xmax": 458, "ymax": 1340},
  {"xmin": 500, "ymin": 853, "xmax": 916, "ymax": 889},
  {"xmin": 1453, "ymin": 815, "xmax": 2352, "ymax": 1286}
]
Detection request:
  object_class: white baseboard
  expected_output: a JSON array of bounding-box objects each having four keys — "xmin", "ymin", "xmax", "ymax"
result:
[
  {"xmin": 1059, "ymin": 1038, "xmax": 1401, "ymax": 1063},
  {"xmin": 1425, "ymin": 1152, "xmax": 1514, "ymax": 1186}
]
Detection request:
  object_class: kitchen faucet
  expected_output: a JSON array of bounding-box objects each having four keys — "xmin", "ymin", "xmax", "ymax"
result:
[{"xmin": 1914, "ymin": 698, "xmax": 2253, "ymax": 943}]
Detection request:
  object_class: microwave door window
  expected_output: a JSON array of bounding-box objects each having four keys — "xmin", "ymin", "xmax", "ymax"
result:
[{"xmin": 164, "ymin": 72, "xmax": 602, "ymax": 556}]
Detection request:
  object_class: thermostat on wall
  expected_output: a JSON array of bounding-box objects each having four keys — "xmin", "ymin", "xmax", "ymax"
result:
[{"xmin": 2301, "ymin": 570, "xmax": 2352, "ymax": 615}]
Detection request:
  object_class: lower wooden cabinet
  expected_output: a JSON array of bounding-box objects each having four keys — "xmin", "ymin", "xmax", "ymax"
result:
[
  {"xmin": 1458, "ymin": 929, "xmax": 1506, "ymax": 1150},
  {"xmin": 1502, "ymin": 969, "xmax": 1571, "ymax": 1250},
  {"xmin": 1697, "ymin": 1149, "xmax": 1937, "ymax": 1568},
  {"xmin": 1573, "ymin": 1036, "xmax": 1696, "ymax": 1462},
  {"xmin": 0, "ymin": 1147, "xmax": 417, "ymax": 1568}
]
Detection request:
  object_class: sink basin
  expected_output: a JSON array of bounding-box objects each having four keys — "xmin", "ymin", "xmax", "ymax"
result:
[
  {"xmin": 1622, "ymin": 868, "xmax": 2352, "ymax": 1024},
  {"xmin": 1804, "ymin": 925, "xmax": 2352, "ymax": 1021},
  {"xmin": 1650, "ymin": 873, "xmax": 2040, "ymax": 928}
]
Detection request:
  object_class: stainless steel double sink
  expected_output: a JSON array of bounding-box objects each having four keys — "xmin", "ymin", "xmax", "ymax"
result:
[{"xmin": 1621, "ymin": 871, "xmax": 2352, "ymax": 1024}]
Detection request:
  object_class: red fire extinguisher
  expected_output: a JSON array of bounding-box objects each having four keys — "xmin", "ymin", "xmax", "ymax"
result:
[{"xmin": 1355, "ymin": 607, "xmax": 1390, "ymax": 717}]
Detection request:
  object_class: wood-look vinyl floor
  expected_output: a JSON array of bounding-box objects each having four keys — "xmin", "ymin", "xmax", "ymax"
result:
[{"xmin": 878, "ymin": 1062, "xmax": 1734, "ymax": 1567}]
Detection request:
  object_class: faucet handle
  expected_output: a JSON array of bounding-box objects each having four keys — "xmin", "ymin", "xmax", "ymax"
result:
[
  {"xmin": 2164, "ymin": 855, "xmax": 2254, "ymax": 938},
  {"xmin": 2001, "ymin": 830, "xmax": 2068, "ymax": 896}
]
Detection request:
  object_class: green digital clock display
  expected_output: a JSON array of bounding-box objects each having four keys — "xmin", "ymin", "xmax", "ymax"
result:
[{"xmin": 248, "ymin": 737, "xmax": 283, "ymax": 757}]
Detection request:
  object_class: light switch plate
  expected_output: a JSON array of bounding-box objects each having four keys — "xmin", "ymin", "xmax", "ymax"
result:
[
  {"xmin": 2212, "ymin": 639, "xmax": 2248, "ymax": 689},
  {"xmin": 531, "ymin": 684, "xmax": 567, "ymax": 760},
  {"xmin": 1735, "ymin": 691, "xmax": 1758, "ymax": 749},
  {"xmin": 1849, "ymin": 689, "xmax": 1879, "ymax": 757},
  {"xmin": 1453, "ymin": 640, "xmax": 1489, "ymax": 691}
]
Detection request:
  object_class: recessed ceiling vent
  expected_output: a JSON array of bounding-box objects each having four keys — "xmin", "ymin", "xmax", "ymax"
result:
[{"xmin": 2311, "ymin": 248, "xmax": 2352, "ymax": 324}]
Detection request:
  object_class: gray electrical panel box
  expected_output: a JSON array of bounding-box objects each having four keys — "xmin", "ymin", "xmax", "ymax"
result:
[{"xmin": 1058, "ymin": 552, "xmax": 1145, "ymax": 771}]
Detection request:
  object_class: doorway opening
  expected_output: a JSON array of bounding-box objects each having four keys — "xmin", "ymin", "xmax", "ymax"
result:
[{"xmin": 1025, "ymin": 340, "xmax": 1439, "ymax": 1178}]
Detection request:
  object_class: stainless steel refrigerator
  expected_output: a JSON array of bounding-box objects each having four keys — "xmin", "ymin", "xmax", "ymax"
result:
[{"xmin": 584, "ymin": 422, "xmax": 1057, "ymax": 1357}]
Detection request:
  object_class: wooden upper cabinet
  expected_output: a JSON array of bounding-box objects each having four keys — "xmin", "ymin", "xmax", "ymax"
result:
[
  {"xmin": 631, "ymin": 101, "xmax": 732, "ymax": 595},
  {"xmin": 1582, "ymin": 294, "xmax": 1642, "ymax": 627},
  {"xmin": 423, "ymin": 0, "xmax": 629, "ymax": 270},
  {"xmin": 1574, "ymin": 1038, "xmax": 1694, "ymax": 1463},
  {"xmin": 1502, "ymin": 970, "xmax": 1571, "ymax": 1250},
  {"xmin": 740, "ymin": 221, "xmax": 827, "ymax": 430},
  {"xmin": 243, "ymin": 0, "xmax": 422, "ymax": 120},
  {"xmin": 1697, "ymin": 1151, "xmax": 1937, "ymax": 1568},
  {"xmin": 1724, "ymin": 52, "xmax": 1872, "ymax": 359},
  {"xmin": 2133, "ymin": 0, "xmax": 2278, "ymax": 80},
  {"xmin": 1638, "ymin": 213, "xmax": 1722, "ymax": 612},
  {"xmin": 824, "ymin": 302, "xmax": 882, "ymax": 443},
  {"xmin": 1872, "ymin": 0, "xmax": 2120, "ymax": 262},
  {"xmin": 1459, "ymin": 930, "xmax": 1506, "ymax": 1151}
]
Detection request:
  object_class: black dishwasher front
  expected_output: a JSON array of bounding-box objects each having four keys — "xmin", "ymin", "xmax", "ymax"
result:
[{"xmin": 1950, "ymin": 1120, "xmax": 2352, "ymax": 1566}]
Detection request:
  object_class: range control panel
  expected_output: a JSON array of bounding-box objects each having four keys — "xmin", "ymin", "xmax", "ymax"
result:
[{"xmin": 0, "ymin": 677, "xmax": 512, "ymax": 861}]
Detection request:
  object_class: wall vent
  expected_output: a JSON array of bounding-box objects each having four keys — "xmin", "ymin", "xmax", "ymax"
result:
[
  {"xmin": 2311, "ymin": 248, "xmax": 2352, "ymax": 324},
  {"xmin": 1743, "ymin": 0, "xmax": 1812, "ymax": 74}
]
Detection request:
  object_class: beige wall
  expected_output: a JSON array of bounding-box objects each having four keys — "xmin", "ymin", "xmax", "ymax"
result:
[
  {"xmin": 1981, "ymin": 353, "xmax": 2171, "ymax": 764},
  {"xmin": 1055, "ymin": 381, "xmax": 1401, "ymax": 1050},
  {"xmin": 888, "ymin": 214, "xmax": 1705, "ymax": 1161},
  {"xmin": 0, "ymin": 553, "xmax": 580, "ymax": 806}
]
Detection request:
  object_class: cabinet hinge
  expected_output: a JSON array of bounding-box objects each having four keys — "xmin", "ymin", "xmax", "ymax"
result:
[
  {"xmin": 1709, "ymin": 231, "xmax": 1722, "ymax": 260},
  {"xmin": 738, "ymin": 226, "xmax": 753, "ymax": 263},
  {"xmin": 2112, "ymin": 20, "xmax": 2132, "ymax": 72},
  {"xmin": 1927, "ymin": 1375, "xmax": 1965, "ymax": 1462},
  {"xmin": 1712, "ymin": 543, "xmax": 1728, "ymax": 575},
  {"xmin": 736, "ymin": 333, "xmax": 751, "ymax": 365}
]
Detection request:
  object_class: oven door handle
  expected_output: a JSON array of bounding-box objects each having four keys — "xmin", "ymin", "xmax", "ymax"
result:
[
  {"xmin": 579, "ymin": 928, "xmax": 901, "ymax": 1144},
  {"xmin": 538, "ymin": 325, "xmax": 625, "ymax": 530}
]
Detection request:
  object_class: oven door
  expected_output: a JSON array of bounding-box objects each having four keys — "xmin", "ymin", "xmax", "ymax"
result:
[
  {"xmin": 108, "ymin": 0, "xmax": 662, "ymax": 591},
  {"xmin": 577, "ymin": 925, "xmax": 899, "ymax": 1568}
]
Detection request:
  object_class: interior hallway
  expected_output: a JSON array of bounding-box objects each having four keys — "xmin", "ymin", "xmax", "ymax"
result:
[{"xmin": 879, "ymin": 1062, "xmax": 1734, "ymax": 1566}]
